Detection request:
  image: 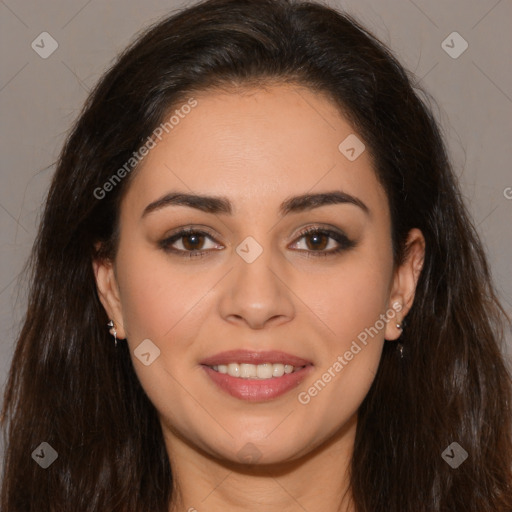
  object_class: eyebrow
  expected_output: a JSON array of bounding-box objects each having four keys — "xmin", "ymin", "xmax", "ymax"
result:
[{"xmin": 141, "ymin": 190, "xmax": 370, "ymax": 218}]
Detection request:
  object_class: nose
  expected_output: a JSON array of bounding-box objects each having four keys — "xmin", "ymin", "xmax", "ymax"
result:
[{"xmin": 217, "ymin": 246, "xmax": 296, "ymax": 330}]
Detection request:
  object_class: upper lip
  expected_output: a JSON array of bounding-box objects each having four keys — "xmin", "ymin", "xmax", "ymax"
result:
[{"xmin": 200, "ymin": 350, "xmax": 312, "ymax": 367}]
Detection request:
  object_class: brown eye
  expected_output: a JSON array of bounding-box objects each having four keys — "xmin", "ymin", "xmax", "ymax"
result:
[
  {"xmin": 159, "ymin": 226, "xmax": 356, "ymax": 259},
  {"xmin": 291, "ymin": 227, "xmax": 356, "ymax": 257},
  {"xmin": 159, "ymin": 228, "xmax": 221, "ymax": 258},
  {"xmin": 180, "ymin": 232, "xmax": 206, "ymax": 251},
  {"xmin": 304, "ymin": 231, "xmax": 330, "ymax": 251}
]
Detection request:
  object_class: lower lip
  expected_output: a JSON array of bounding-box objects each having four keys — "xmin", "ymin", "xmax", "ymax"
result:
[{"xmin": 201, "ymin": 364, "xmax": 314, "ymax": 402}]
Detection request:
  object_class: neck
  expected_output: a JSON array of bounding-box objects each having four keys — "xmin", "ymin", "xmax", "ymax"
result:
[{"xmin": 166, "ymin": 413, "xmax": 358, "ymax": 512}]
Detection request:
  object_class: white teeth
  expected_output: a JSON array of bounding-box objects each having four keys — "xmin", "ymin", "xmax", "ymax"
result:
[
  {"xmin": 209, "ymin": 362, "xmax": 305, "ymax": 379},
  {"xmin": 272, "ymin": 364, "xmax": 285, "ymax": 377},
  {"xmin": 257, "ymin": 363, "xmax": 273, "ymax": 379},
  {"xmin": 227, "ymin": 363, "xmax": 240, "ymax": 377},
  {"xmin": 240, "ymin": 363, "xmax": 257, "ymax": 378}
]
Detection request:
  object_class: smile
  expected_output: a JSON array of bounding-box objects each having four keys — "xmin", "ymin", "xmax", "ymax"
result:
[{"xmin": 207, "ymin": 362, "xmax": 305, "ymax": 379}]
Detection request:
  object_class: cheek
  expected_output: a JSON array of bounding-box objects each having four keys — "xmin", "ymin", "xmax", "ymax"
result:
[
  {"xmin": 294, "ymin": 250, "xmax": 392, "ymax": 412},
  {"xmin": 115, "ymin": 243, "xmax": 206, "ymax": 345},
  {"xmin": 309, "ymin": 254, "xmax": 393, "ymax": 350},
  {"xmin": 114, "ymin": 247, "xmax": 208, "ymax": 425}
]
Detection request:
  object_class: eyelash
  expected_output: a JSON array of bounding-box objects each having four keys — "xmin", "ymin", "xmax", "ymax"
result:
[{"xmin": 159, "ymin": 226, "xmax": 356, "ymax": 259}]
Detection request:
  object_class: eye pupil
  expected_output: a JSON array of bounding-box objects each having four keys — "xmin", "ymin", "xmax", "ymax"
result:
[
  {"xmin": 182, "ymin": 233, "xmax": 204, "ymax": 250},
  {"xmin": 306, "ymin": 232, "xmax": 328, "ymax": 250}
]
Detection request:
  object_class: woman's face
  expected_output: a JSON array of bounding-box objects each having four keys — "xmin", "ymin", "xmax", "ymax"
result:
[{"xmin": 94, "ymin": 84, "xmax": 423, "ymax": 465}]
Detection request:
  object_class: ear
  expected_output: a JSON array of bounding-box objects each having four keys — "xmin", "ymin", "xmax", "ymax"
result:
[
  {"xmin": 92, "ymin": 254, "xmax": 127, "ymax": 340},
  {"xmin": 384, "ymin": 228, "xmax": 425, "ymax": 341}
]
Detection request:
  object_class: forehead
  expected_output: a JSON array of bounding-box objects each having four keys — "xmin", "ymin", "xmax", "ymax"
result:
[{"xmin": 121, "ymin": 84, "xmax": 387, "ymax": 218}]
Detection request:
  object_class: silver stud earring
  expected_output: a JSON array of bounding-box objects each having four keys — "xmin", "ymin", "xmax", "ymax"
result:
[
  {"xmin": 396, "ymin": 319, "xmax": 404, "ymax": 358},
  {"xmin": 107, "ymin": 320, "xmax": 117, "ymax": 347}
]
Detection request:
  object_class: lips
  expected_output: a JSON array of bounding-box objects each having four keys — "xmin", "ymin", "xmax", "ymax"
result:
[
  {"xmin": 202, "ymin": 364, "xmax": 314, "ymax": 401},
  {"xmin": 200, "ymin": 349, "xmax": 314, "ymax": 402},
  {"xmin": 200, "ymin": 349, "xmax": 312, "ymax": 367}
]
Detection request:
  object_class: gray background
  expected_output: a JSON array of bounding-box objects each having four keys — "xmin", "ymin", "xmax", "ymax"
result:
[{"xmin": 1, "ymin": 0, "xmax": 511, "ymax": 424}]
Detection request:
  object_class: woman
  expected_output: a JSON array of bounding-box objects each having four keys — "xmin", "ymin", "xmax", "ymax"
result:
[{"xmin": 2, "ymin": 0, "xmax": 511, "ymax": 510}]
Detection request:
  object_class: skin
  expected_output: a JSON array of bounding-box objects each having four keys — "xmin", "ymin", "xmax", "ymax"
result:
[{"xmin": 93, "ymin": 84, "xmax": 425, "ymax": 511}]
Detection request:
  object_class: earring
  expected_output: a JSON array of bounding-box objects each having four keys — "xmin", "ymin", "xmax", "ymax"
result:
[
  {"xmin": 396, "ymin": 319, "xmax": 404, "ymax": 358},
  {"xmin": 107, "ymin": 320, "xmax": 117, "ymax": 347}
]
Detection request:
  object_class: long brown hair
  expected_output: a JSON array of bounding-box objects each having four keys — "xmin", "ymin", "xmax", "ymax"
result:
[{"xmin": 2, "ymin": 1, "xmax": 511, "ymax": 510}]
